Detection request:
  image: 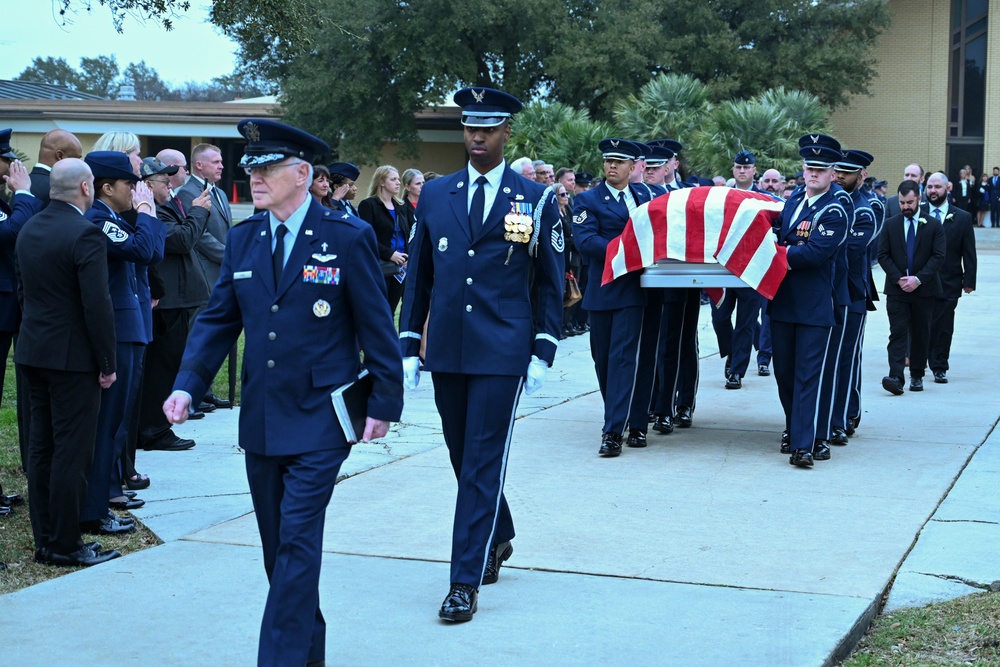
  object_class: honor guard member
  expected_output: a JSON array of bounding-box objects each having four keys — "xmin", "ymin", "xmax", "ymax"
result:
[
  {"xmin": 629, "ymin": 141, "xmax": 664, "ymax": 199},
  {"xmin": 713, "ymin": 150, "xmax": 767, "ymax": 390},
  {"xmin": 328, "ymin": 162, "xmax": 361, "ymax": 216},
  {"xmin": 641, "ymin": 144, "xmax": 672, "ymax": 194},
  {"xmin": 770, "ymin": 134, "xmax": 848, "ymax": 468},
  {"xmin": 398, "ymin": 88, "xmax": 563, "ymax": 623},
  {"xmin": 831, "ymin": 149, "xmax": 877, "ymax": 444},
  {"xmin": 164, "ymin": 119, "xmax": 404, "ymax": 666},
  {"xmin": 573, "ymin": 138, "xmax": 654, "ymax": 456},
  {"xmin": 647, "ymin": 138, "xmax": 700, "ymax": 433},
  {"xmin": 80, "ymin": 151, "xmax": 165, "ymax": 533}
]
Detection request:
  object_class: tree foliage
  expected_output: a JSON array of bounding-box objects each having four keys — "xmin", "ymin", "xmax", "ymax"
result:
[
  {"xmin": 54, "ymin": 0, "xmax": 190, "ymax": 32},
  {"xmin": 613, "ymin": 74, "xmax": 711, "ymax": 144},
  {"xmin": 15, "ymin": 55, "xmax": 265, "ymax": 101},
  {"xmin": 504, "ymin": 103, "xmax": 613, "ymax": 176}
]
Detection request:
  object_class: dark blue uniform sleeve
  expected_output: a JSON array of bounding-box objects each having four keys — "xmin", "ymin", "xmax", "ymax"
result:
[
  {"xmin": 86, "ymin": 206, "xmax": 166, "ymax": 265},
  {"xmin": 0, "ymin": 193, "xmax": 44, "ymax": 244},
  {"xmin": 531, "ymin": 188, "xmax": 564, "ymax": 365},
  {"xmin": 398, "ymin": 208, "xmax": 432, "ymax": 359}
]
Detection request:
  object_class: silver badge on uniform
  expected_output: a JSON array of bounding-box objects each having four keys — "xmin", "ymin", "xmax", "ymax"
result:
[
  {"xmin": 438, "ymin": 237, "xmax": 448, "ymax": 252},
  {"xmin": 313, "ymin": 299, "xmax": 331, "ymax": 317},
  {"xmin": 515, "ymin": 193, "xmax": 524, "ymax": 200},
  {"xmin": 457, "ymin": 181, "xmax": 465, "ymax": 188}
]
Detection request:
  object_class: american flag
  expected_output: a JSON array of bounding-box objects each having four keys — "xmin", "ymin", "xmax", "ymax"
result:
[{"xmin": 602, "ymin": 186, "xmax": 789, "ymax": 300}]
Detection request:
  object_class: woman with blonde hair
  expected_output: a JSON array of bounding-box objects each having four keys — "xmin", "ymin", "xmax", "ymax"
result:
[
  {"xmin": 93, "ymin": 130, "xmax": 142, "ymax": 177},
  {"xmin": 401, "ymin": 168, "xmax": 423, "ymax": 222},
  {"xmin": 357, "ymin": 165, "xmax": 413, "ymax": 316}
]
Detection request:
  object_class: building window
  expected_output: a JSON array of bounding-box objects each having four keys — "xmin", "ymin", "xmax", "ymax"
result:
[{"xmin": 947, "ymin": 0, "xmax": 988, "ymax": 180}]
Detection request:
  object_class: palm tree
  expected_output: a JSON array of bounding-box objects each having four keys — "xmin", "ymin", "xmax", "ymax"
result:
[
  {"xmin": 540, "ymin": 118, "xmax": 616, "ymax": 176},
  {"xmin": 755, "ymin": 88, "xmax": 830, "ymax": 136},
  {"xmin": 613, "ymin": 73, "xmax": 710, "ymax": 142},
  {"xmin": 506, "ymin": 101, "xmax": 588, "ymax": 160},
  {"xmin": 687, "ymin": 99, "xmax": 799, "ymax": 177}
]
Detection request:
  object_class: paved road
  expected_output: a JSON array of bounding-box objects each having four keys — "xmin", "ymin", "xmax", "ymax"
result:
[{"xmin": 1, "ymin": 230, "xmax": 997, "ymax": 666}]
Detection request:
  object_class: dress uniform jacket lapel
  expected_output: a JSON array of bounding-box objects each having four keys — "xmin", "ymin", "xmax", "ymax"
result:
[{"xmin": 447, "ymin": 174, "xmax": 474, "ymax": 243}]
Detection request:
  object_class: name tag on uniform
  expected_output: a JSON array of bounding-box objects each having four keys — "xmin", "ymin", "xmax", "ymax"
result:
[
  {"xmin": 234, "ymin": 271, "xmax": 253, "ymax": 280},
  {"xmin": 303, "ymin": 265, "xmax": 340, "ymax": 285}
]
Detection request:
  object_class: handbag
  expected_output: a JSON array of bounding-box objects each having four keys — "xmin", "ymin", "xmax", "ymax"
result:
[{"xmin": 564, "ymin": 272, "xmax": 582, "ymax": 308}]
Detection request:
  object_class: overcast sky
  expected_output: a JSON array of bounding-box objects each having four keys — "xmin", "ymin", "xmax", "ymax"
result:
[{"xmin": 3, "ymin": 2, "xmax": 239, "ymax": 87}]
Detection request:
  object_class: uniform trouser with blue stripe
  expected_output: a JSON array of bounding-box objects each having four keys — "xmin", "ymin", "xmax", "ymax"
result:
[
  {"xmin": 770, "ymin": 320, "xmax": 833, "ymax": 453},
  {"xmin": 757, "ymin": 294, "xmax": 772, "ymax": 366},
  {"xmin": 246, "ymin": 446, "xmax": 346, "ymax": 667},
  {"xmin": 834, "ymin": 308, "xmax": 866, "ymax": 431},
  {"xmin": 847, "ymin": 311, "xmax": 868, "ymax": 422},
  {"xmin": 711, "ymin": 287, "xmax": 761, "ymax": 377},
  {"xmin": 81, "ymin": 342, "xmax": 141, "ymax": 523},
  {"xmin": 433, "ymin": 373, "xmax": 521, "ymax": 588},
  {"xmin": 817, "ymin": 306, "xmax": 848, "ymax": 440},
  {"xmin": 589, "ymin": 307, "xmax": 644, "ymax": 435},
  {"xmin": 628, "ymin": 299, "xmax": 663, "ymax": 432},
  {"xmin": 654, "ymin": 289, "xmax": 701, "ymax": 415}
]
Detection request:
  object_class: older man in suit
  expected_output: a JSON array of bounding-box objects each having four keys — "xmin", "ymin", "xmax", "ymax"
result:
[
  {"xmin": 399, "ymin": 88, "xmax": 563, "ymax": 622},
  {"xmin": 16, "ymin": 158, "xmax": 119, "ymax": 567},
  {"xmin": 574, "ymin": 138, "xmax": 653, "ymax": 456},
  {"xmin": 877, "ymin": 180, "xmax": 946, "ymax": 395},
  {"xmin": 165, "ymin": 119, "xmax": 403, "ymax": 666},
  {"xmin": 923, "ymin": 171, "xmax": 977, "ymax": 383}
]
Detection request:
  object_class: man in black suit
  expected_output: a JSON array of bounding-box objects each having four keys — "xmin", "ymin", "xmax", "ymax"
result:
[
  {"xmin": 989, "ymin": 166, "xmax": 1000, "ymax": 228},
  {"xmin": 15, "ymin": 158, "xmax": 120, "ymax": 567},
  {"xmin": 29, "ymin": 130, "xmax": 83, "ymax": 206},
  {"xmin": 923, "ymin": 172, "xmax": 977, "ymax": 383},
  {"xmin": 877, "ymin": 180, "xmax": 946, "ymax": 395}
]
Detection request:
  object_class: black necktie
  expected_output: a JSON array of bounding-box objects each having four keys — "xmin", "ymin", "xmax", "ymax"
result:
[
  {"xmin": 469, "ymin": 175, "xmax": 488, "ymax": 238},
  {"xmin": 273, "ymin": 223, "xmax": 288, "ymax": 289},
  {"xmin": 905, "ymin": 218, "xmax": 916, "ymax": 275}
]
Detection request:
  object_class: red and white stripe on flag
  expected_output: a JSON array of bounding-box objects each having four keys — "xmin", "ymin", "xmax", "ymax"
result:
[{"xmin": 602, "ymin": 186, "xmax": 790, "ymax": 299}]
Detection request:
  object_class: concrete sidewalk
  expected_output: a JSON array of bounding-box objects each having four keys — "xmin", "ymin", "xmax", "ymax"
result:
[{"xmin": 1, "ymin": 244, "xmax": 998, "ymax": 667}]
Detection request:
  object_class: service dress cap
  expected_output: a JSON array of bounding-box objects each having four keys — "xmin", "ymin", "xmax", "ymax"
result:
[
  {"xmin": 85, "ymin": 151, "xmax": 140, "ymax": 182},
  {"xmin": 733, "ymin": 150, "xmax": 756, "ymax": 165},
  {"xmin": 328, "ymin": 162, "xmax": 361, "ymax": 181},
  {"xmin": 454, "ymin": 87, "xmax": 523, "ymax": 127},
  {"xmin": 238, "ymin": 118, "xmax": 330, "ymax": 170},
  {"xmin": 599, "ymin": 138, "xmax": 641, "ymax": 161},
  {"xmin": 0, "ymin": 128, "xmax": 16, "ymax": 160},
  {"xmin": 834, "ymin": 149, "xmax": 874, "ymax": 172}
]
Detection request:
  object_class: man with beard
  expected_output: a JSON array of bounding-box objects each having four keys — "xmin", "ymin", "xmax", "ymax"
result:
[{"xmin": 924, "ymin": 171, "xmax": 976, "ymax": 383}]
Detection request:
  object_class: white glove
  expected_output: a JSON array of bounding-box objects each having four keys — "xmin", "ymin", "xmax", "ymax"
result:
[
  {"xmin": 402, "ymin": 356, "xmax": 421, "ymax": 389},
  {"xmin": 524, "ymin": 355, "xmax": 548, "ymax": 396}
]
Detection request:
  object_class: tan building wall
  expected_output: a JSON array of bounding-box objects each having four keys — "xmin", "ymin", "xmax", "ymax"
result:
[{"xmin": 830, "ymin": 0, "xmax": 952, "ymax": 187}]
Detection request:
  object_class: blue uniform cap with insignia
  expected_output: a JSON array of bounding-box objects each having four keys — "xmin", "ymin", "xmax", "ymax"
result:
[
  {"xmin": 454, "ymin": 87, "xmax": 523, "ymax": 127},
  {"xmin": 139, "ymin": 156, "xmax": 179, "ymax": 179},
  {"xmin": 874, "ymin": 180, "xmax": 888, "ymax": 189},
  {"xmin": 734, "ymin": 150, "xmax": 756, "ymax": 165},
  {"xmin": 648, "ymin": 138, "xmax": 683, "ymax": 155},
  {"xmin": 237, "ymin": 118, "xmax": 330, "ymax": 170},
  {"xmin": 85, "ymin": 151, "xmax": 140, "ymax": 183},
  {"xmin": 834, "ymin": 149, "xmax": 874, "ymax": 172},
  {"xmin": 630, "ymin": 141, "xmax": 651, "ymax": 161},
  {"xmin": 0, "ymin": 128, "xmax": 16, "ymax": 160},
  {"xmin": 328, "ymin": 162, "xmax": 361, "ymax": 181},
  {"xmin": 643, "ymin": 145, "xmax": 674, "ymax": 167},
  {"xmin": 576, "ymin": 171, "xmax": 594, "ymax": 186},
  {"xmin": 798, "ymin": 133, "xmax": 842, "ymax": 169},
  {"xmin": 599, "ymin": 138, "xmax": 641, "ymax": 161}
]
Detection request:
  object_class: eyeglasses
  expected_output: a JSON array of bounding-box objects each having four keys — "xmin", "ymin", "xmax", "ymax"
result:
[
  {"xmin": 558, "ymin": 192, "xmax": 569, "ymax": 197},
  {"xmin": 244, "ymin": 161, "xmax": 302, "ymax": 177}
]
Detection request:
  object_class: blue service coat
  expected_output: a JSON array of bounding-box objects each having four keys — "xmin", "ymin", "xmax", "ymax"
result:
[
  {"xmin": 85, "ymin": 202, "xmax": 165, "ymax": 344},
  {"xmin": 768, "ymin": 188, "xmax": 848, "ymax": 327},
  {"xmin": 572, "ymin": 183, "xmax": 653, "ymax": 311},
  {"xmin": 174, "ymin": 198, "xmax": 404, "ymax": 456},
  {"xmin": 0, "ymin": 191, "xmax": 44, "ymax": 332},
  {"xmin": 846, "ymin": 189, "xmax": 877, "ymax": 312},
  {"xmin": 399, "ymin": 166, "xmax": 563, "ymax": 373}
]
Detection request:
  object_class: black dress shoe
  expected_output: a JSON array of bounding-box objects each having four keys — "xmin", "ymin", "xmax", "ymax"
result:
[
  {"xmin": 724, "ymin": 357, "xmax": 732, "ymax": 378},
  {"xmin": 108, "ymin": 511, "xmax": 134, "ymax": 526},
  {"xmin": 2, "ymin": 493, "xmax": 24, "ymax": 508},
  {"xmin": 933, "ymin": 371, "xmax": 948, "ymax": 384},
  {"xmin": 141, "ymin": 432, "xmax": 196, "ymax": 451},
  {"xmin": 830, "ymin": 427, "xmax": 848, "ymax": 446},
  {"xmin": 845, "ymin": 417, "xmax": 857, "ymax": 436},
  {"xmin": 757, "ymin": 364, "xmax": 770, "ymax": 376},
  {"xmin": 675, "ymin": 406, "xmax": 693, "ymax": 428},
  {"xmin": 188, "ymin": 410, "xmax": 205, "ymax": 420},
  {"xmin": 882, "ymin": 375, "xmax": 904, "ymax": 395},
  {"xmin": 197, "ymin": 401, "xmax": 217, "ymax": 413},
  {"xmin": 204, "ymin": 393, "xmax": 233, "ymax": 409},
  {"xmin": 780, "ymin": 430, "xmax": 791, "ymax": 454},
  {"xmin": 0, "ymin": 505, "xmax": 12, "ymax": 517},
  {"xmin": 812, "ymin": 440, "xmax": 831, "ymax": 461},
  {"xmin": 647, "ymin": 411, "xmax": 656, "ymax": 423},
  {"xmin": 598, "ymin": 432, "xmax": 623, "ymax": 457},
  {"xmin": 626, "ymin": 429, "xmax": 647, "ymax": 448},
  {"xmin": 910, "ymin": 376, "xmax": 923, "ymax": 392},
  {"xmin": 652, "ymin": 415, "xmax": 674, "ymax": 434},
  {"xmin": 725, "ymin": 373, "xmax": 742, "ymax": 389},
  {"xmin": 109, "ymin": 497, "xmax": 145, "ymax": 511},
  {"xmin": 789, "ymin": 450, "xmax": 814, "ymax": 467},
  {"xmin": 439, "ymin": 583, "xmax": 477, "ymax": 622},
  {"xmin": 46, "ymin": 545, "xmax": 121, "ymax": 567},
  {"xmin": 482, "ymin": 541, "xmax": 513, "ymax": 585},
  {"xmin": 80, "ymin": 516, "xmax": 135, "ymax": 536}
]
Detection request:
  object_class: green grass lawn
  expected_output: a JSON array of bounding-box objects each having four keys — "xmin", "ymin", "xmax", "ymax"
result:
[{"xmin": 0, "ymin": 336, "xmax": 242, "ymax": 594}]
